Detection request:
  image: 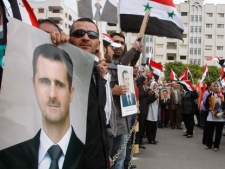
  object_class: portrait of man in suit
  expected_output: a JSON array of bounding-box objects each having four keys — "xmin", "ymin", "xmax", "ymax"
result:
[
  {"xmin": 0, "ymin": 44, "xmax": 84, "ymax": 169},
  {"xmin": 78, "ymin": 0, "xmax": 118, "ymax": 23},
  {"xmin": 121, "ymin": 70, "xmax": 136, "ymax": 107}
]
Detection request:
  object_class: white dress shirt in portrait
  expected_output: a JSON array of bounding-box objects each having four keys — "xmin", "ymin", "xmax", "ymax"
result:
[{"xmin": 38, "ymin": 126, "xmax": 72, "ymax": 169}]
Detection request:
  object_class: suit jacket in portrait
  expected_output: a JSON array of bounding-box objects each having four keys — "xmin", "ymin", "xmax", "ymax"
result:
[
  {"xmin": 0, "ymin": 128, "xmax": 84, "ymax": 169},
  {"xmin": 160, "ymin": 98, "xmax": 171, "ymax": 110},
  {"xmin": 78, "ymin": 0, "xmax": 118, "ymax": 23},
  {"xmin": 121, "ymin": 92, "xmax": 136, "ymax": 107}
]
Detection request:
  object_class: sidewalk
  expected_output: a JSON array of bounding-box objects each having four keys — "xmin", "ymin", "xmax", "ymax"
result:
[{"xmin": 132, "ymin": 125, "xmax": 225, "ymax": 169}]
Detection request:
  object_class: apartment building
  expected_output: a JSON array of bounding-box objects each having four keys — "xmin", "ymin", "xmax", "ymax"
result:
[
  {"xmin": 106, "ymin": 0, "xmax": 225, "ymax": 66},
  {"xmin": 28, "ymin": 0, "xmax": 78, "ymax": 34}
]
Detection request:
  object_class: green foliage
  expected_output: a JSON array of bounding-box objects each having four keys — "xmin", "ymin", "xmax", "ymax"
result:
[{"xmin": 164, "ymin": 62, "xmax": 221, "ymax": 84}]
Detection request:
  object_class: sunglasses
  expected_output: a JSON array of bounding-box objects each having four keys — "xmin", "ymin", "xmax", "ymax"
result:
[{"xmin": 70, "ymin": 29, "xmax": 99, "ymax": 39}]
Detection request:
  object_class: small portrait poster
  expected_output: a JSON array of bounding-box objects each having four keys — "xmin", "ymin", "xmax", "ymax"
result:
[
  {"xmin": 160, "ymin": 87, "xmax": 171, "ymax": 100},
  {"xmin": 118, "ymin": 65, "xmax": 137, "ymax": 116},
  {"xmin": 78, "ymin": 0, "xmax": 118, "ymax": 23}
]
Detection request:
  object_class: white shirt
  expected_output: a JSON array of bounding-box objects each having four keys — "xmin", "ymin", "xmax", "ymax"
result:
[
  {"xmin": 104, "ymin": 72, "xmax": 112, "ymax": 125},
  {"xmin": 92, "ymin": 0, "xmax": 106, "ymax": 17},
  {"xmin": 38, "ymin": 126, "xmax": 72, "ymax": 169}
]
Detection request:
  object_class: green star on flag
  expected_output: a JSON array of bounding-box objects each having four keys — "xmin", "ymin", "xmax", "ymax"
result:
[
  {"xmin": 143, "ymin": 3, "xmax": 152, "ymax": 11},
  {"xmin": 168, "ymin": 11, "xmax": 176, "ymax": 18}
]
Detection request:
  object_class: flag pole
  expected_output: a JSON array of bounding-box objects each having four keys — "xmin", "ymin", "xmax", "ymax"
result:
[
  {"xmin": 96, "ymin": 21, "xmax": 104, "ymax": 59},
  {"xmin": 138, "ymin": 9, "xmax": 151, "ymax": 40},
  {"xmin": 187, "ymin": 67, "xmax": 194, "ymax": 85}
]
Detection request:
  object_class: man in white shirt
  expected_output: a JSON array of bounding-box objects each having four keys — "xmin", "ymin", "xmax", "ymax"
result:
[{"xmin": 0, "ymin": 44, "xmax": 84, "ymax": 169}]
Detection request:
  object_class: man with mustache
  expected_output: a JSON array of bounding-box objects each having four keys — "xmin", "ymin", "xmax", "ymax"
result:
[{"xmin": 0, "ymin": 44, "xmax": 84, "ymax": 169}]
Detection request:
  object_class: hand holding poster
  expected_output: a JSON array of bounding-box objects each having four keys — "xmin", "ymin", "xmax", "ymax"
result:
[{"xmin": 118, "ymin": 65, "xmax": 137, "ymax": 116}]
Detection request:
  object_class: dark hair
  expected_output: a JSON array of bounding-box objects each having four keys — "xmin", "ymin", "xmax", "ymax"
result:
[
  {"xmin": 38, "ymin": 19, "xmax": 62, "ymax": 33},
  {"xmin": 69, "ymin": 17, "xmax": 99, "ymax": 35},
  {"xmin": 33, "ymin": 44, "xmax": 73, "ymax": 91},
  {"xmin": 162, "ymin": 90, "xmax": 168, "ymax": 93},
  {"xmin": 110, "ymin": 32, "xmax": 125, "ymax": 41},
  {"xmin": 122, "ymin": 70, "xmax": 129, "ymax": 80},
  {"xmin": 206, "ymin": 82, "xmax": 212, "ymax": 88}
]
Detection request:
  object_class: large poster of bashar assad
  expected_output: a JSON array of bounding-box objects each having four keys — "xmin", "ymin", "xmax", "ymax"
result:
[
  {"xmin": 118, "ymin": 65, "xmax": 137, "ymax": 116},
  {"xmin": 0, "ymin": 17, "xmax": 94, "ymax": 155},
  {"xmin": 78, "ymin": 0, "xmax": 118, "ymax": 23}
]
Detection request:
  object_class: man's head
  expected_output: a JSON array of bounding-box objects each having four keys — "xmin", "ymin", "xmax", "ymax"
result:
[
  {"xmin": 171, "ymin": 81, "xmax": 177, "ymax": 88},
  {"xmin": 133, "ymin": 65, "xmax": 139, "ymax": 78},
  {"xmin": 162, "ymin": 90, "xmax": 168, "ymax": 98},
  {"xmin": 32, "ymin": 44, "xmax": 74, "ymax": 125},
  {"xmin": 110, "ymin": 32, "xmax": 125, "ymax": 58},
  {"xmin": 38, "ymin": 19, "xmax": 61, "ymax": 33},
  {"xmin": 102, "ymin": 33, "xmax": 121, "ymax": 63},
  {"xmin": 122, "ymin": 70, "xmax": 130, "ymax": 93},
  {"xmin": 207, "ymin": 82, "xmax": 213, "ymax": 91},
  {"xmin": 69, "ymin": 18, "xmax": 100, "ymax": 54},
  {"xmin": 213, "ymin": 82, "xmax": 220, "ymax": 93}
]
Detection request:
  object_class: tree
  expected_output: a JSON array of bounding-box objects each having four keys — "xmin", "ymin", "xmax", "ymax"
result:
[{"xmin": 164, "ymin": 62, "xmax": 220, "ymax": 84}]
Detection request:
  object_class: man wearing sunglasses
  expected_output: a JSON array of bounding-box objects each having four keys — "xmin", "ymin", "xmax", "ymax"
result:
[{"xmin": 69, "ymin": 18, "xmax": 110, "ymax": 169}]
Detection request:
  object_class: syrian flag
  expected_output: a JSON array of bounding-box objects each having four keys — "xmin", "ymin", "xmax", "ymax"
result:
[
  {"xmin": 196, "ymin": 81, "xmax": 202, "ymax": 106},
  {"xmin": 206, "ymin": 56, "xmax": 220, "ymax": 61},
  {"xmin": 149, "ymin": 60, "xmax": 163, "ymax": 81},
  {"xmin": 119, "ymin": 0, "xmax": 184, "ymax": 40},
  {"xmin": 170, "ymin": 69, "xmax": 178, "ymax": 81},
  {"xmin": 178, "ymin": 80, "xmax": 195, "ymax": 91},
  {"xmin": 218, "ymin": 77, "xmax": 225, "ymax": 87},
  {"xmin": 3, "ymin": 0, "xmax": 39, "ymax": 27},
  {"xmin": 200, "ymin": 64, "xmax": 208, "ymax": 83},
  {"xmin": 178, "ymin": 68, "xmax": 189, "ymax": 81},
  {"xmin": 219, "ymin": 59, "xmax": 225, "ymax": 67}
]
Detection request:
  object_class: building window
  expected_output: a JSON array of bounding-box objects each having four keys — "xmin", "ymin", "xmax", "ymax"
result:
[
  {"xmin": 146, "ymin": 47, "xmax": 149, "ymax": 53},
  {"xmin": 206, "ymin": 24, "xmax": 213, "ymax": 28},
  {"xmin": 198, "ymin": 26, "xmax": 202, "ymax": 32},
  {"xmin": 191, "ymin": 6, "xmax": 195, "ymax": 12},
  {"xmin": 217, "ymin": 35, "xmax": 224, "ymax": 39},
  {"xmin": 217, "ymin": 24, "xmax": 224, "ymax": 28},
  {"xmin": 53, "ymin": 9, "xmax": 60, "ymax": 13},
  {"xmin": 194, "ymin": 26, "xmax": 198, "ymax": 32},
  {"xmin": 206, "ymin": 13, "xmax": 213, "ymax": 17},
  {"xmin": 217, "ymin": 46, "xmax": 223, "ymax": 50},
  {"xmin": 194, "ymin": 37, "xmax": 197, "ymax": 43},
  {"xmin": 191, "ymin": 15, "xmax": 194, "ymax": 21},
  {"xmin": 199, "ymin": 15, "xmax": 202, "ymax": 21},
  {"xmin": 218, "ymin": 13, "xmax": 224, "ymax": 17},
  {"xmin": 180, "ymin": 56, "xmax": 186, "ymax": 60},
  {"xmin": 195, "ymin": 15, "xmax": 198, "ymax": 21},
  {"xmin": 206, "ymin": 35, "xmax": 212, "ymax": 39},
  {"xmin": 198, "ymin": 6, "xmax": 202, "ymax": 12},
  {"xmin": 150, "ymin": 36, "xmax": 153, "ymax": 42},
  {"xmin": 167, "ymin": 56, "xmax": 174, "ymax": 60},
  {"xmin": 38, "ymin": 8, "xmax": 44, "ymax": 13},
  {"xmin": 190, "ymin": 37, "xmax": 193, "ymax": 44},
  {"xmin": 198, "ymin": 48, "xmax": 201, "ymax": 54},
  {"xmin": 65, "ymin": 13, "xmax": 67, "ymax": 18},
  {"xmin": 198, "ymin": 37, "xmax": 201, "ymax": 44},
  {"xmin": 190, "ymin": 26, "xmax": 193, "ymax": 32},
  {"xmin": 182, "ymin": 34, "xmax": 187, "ymax": 38},
  {"xmin": 205, "ymin": 46, "xmax": 212, "ymax": 50},
  {"xmin": 65, "ymin": 23, "xmax": 67, "ymax": 28},
  {"xmin": 190, "ymin": 48, "xmax": 193, "ymax": 55},
  {"xmin": 194, "ymin": 48, "xmax": 197, "ymax": 54},
  {"xmin": 181, "ymin": 12, "xmax": 188, "ymax": 16},
  {"xmin": 68, "ymin": 15, "xmax": 72, "ymax": 21},
  {"xmin": 145, "ymin": 36, "xmax": 149, "ymax": 42}
]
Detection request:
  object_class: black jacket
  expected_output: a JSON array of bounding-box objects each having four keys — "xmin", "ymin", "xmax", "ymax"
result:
[
  {"xmin": 181, "ymin": 90, "xmax": 199, "ymax": 114},
  {"xmin": 0, "ymin": 128, "xmax": 84, "ymax": 169}
]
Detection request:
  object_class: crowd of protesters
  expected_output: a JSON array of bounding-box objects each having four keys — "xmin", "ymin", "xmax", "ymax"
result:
[{"xmin": 1, "ymin": 15, "xmax": 225, "ymax": 169}]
